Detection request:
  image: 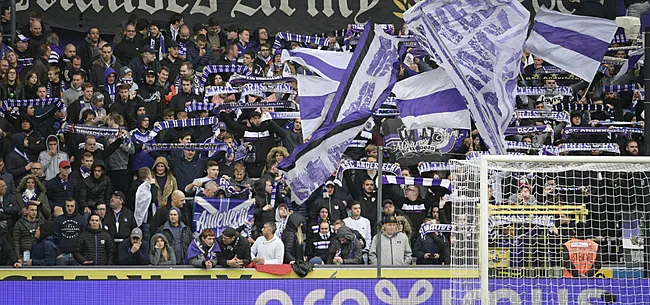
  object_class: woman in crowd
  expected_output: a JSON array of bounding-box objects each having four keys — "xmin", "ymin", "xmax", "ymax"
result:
[
  {"xmin": 17, "ymin": 174, "xmax": 51, "ymax": 220},
  {"xmin": 149, "ymin": 233, "xmax": 176, "ymax": 265}
]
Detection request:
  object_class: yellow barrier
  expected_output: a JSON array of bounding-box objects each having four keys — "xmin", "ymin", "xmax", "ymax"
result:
[{"xmin": 0, "ymin": 267, "xmax": 478, "ymax": 280}]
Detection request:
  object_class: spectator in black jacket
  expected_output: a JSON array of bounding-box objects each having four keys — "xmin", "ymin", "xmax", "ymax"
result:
[
  {"xmin": 0, "ymin": 178, "xmax": 19, "ymax": 232},
  {"xmin": 157, "ymin": 206, "xmax": 192, "ymax": 264},
  {"xmin": 186, "ymin": 34, "xmax": 213, "ymax": 73},
  {"xmin": 26, "ymin": 221, "xmax": 57, "ymax": 266},
  {"xmin": 118, "ymin": 227, "xmax": 149, "ymax": 265},
  {"xmin": 78, "ymin": 160, "xmax": 112, "ymax": 214},
  {"xmin": 114, "ymin": 24, "xmax": 141, "ymax": 65},
  {"xmin": 77, "ymin": 27, "xmax": 101, "ymax": 72},
  {"xmin": 282, "ymin": 213, "xmax": 306, "ymax": 264},
  {"xmin": 168, "ymin": 75, "xmax": 200, "ymax": 113},
  {"xmin": 217, "ymin": 227, "xmax": 251, "ymax": 268},
  {"xmin": 103, "ymin": 191, "xmax": 137, "ymax": 249},
  {"xmin": 52, "ymin": 198, "xmax": 85, "ymax": 265},
  {"xmin": 45, "ymin": 161, "xmax": 77, "ymax": 209},
  {"xmin": 5, "ymin": 133, "xmax": 36, "ymax": 183},
  {"xmin": 150, "ymin": 190, "xmax": 187, "ymax": 235},
  {"xmin": 74, "ymin": 213, "xmax": 115, "ymax": 265},
  {"xmin": 220, "ymin": 111, "xmax": 275, "ymax": 177},
  {"xmin": 128, "ymin": 45, "xmax": 161, "ymax": 87}
]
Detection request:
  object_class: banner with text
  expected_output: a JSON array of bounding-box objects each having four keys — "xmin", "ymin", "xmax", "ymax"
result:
[
  {"xmin": 192, "ymin": 197, "xmax": 254, "ymax": 237},
  {"xmin": 16, "ymin": 0, "xmax": 616, "ymax": 35}
]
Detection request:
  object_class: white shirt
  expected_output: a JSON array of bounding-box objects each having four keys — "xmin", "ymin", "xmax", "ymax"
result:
[
  {"xmin": 251, "ymin": 234, "xmax": 284, "ymax": 264},
  {"xmin": 344, "ymin": 216, "xmax": 372, "ymax": 251}
]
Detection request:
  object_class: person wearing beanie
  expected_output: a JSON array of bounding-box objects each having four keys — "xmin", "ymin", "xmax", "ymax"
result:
[
  {"xmin": 156, "ymin": 206, "xmax": 192, "ymax": 264},
  {"xmin": 26, "ymin": 221, "xmax": 57, "ymax": 266}
]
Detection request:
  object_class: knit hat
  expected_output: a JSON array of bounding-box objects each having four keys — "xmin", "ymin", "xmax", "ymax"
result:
[
  {"xmin": 119, "ymin": 66, "xmax": 133, "ymax": 79},
  {"xmin": 169, "ymin": 207, "xmax": 181, "ymax": 217}
]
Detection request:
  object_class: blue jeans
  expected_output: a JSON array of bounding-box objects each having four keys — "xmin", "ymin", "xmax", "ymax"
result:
[
  {"xmin": 309, "ymin": 257, "xmax": 324, "ymax": 265},
  {"xmin": 56, "ymin": 253, "xmax": 79, "ymax": 266}
]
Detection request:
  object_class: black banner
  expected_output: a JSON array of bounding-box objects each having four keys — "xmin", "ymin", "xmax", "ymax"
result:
[{"xmin": 15, "ymin": 0, "xmax": 617, "ymax": 35}]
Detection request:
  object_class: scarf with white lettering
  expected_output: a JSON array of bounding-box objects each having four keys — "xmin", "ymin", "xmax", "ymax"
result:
[
  {"xmin": 149, "ymin": 117, "xmax": 217, "ymax": 139},
  {"xmin": 143, "ymin": 142, "xmax": 233, "ymax": 152},
  {"xmin": 514, "ymin": 110, "xmax": 570, "ymax": 124},
  {"xmin": 336, "ymin": 160, "xmax": 402, "ymax": 181},
  {"xmin": 273, "ymin": 32, "xmax": 328, "ymax": 50},
  {"xmin": 419, "ymin": 223, "xmax": 455, "ymax": 239},
  {"xmin": 418, "ymin": 162, "xmax": 450, "ymax": 173},
  {"xmin": 516, "ymin": 86, "xmax": 573, "ymax": 96},
  {"xmin": 381, "ymin": 176, "xmax": 453, "ymax": 192}
]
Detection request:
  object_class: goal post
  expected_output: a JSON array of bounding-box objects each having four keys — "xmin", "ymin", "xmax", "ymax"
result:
[{"xmin": 450, "ymin": 155, "xmax": 650, "ymax": 305}]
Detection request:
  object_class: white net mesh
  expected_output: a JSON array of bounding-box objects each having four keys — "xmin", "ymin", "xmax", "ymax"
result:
[{"xmin": 450, "ymin": 157, "xmax": 650, "ymax": 304}]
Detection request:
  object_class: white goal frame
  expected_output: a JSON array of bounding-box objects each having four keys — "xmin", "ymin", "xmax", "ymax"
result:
[{"xmin": 478, "ymin": 155, "xmax": 650, "ymax": 304}]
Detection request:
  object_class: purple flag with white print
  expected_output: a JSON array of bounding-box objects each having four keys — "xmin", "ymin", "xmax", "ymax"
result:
[
  {"xmin": 404, "ymin": 0, "xmax": 530, "ymax": 154},
  {"xmin": 278, "ymin": 22, "xmax": 404, "ymax": 204}
]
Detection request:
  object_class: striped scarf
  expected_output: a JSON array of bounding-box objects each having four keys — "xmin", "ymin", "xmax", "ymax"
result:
[
  {"xmin": 2, "ymin": 98, "xmax": 63, "ymax": 113},
  {"xmin": 562, "ymin": 126, "xmax": 643, "ymax": 138},
  {"xmin": 505, "ymin": 140, "xmax": 553, "ymax": 152},
  {"xmin": 346, "ymin": 24, "xmax": 395, "ymax": 36},
  {"xmin": 150, "ymin": 117, "xmax": 217, "ymax": 138},
  {"xmin": 381, "ymin": 176, "xmax": 453, "ymax": 192},
  {"xmin": 200, "ymin": 65, "xmax": 252, "ymax": 89},
  {"xmin": 149, "ymin": 34, "xmax": 166, "ymax": 60},
  {"xmin": 602, "ymin": 83, "xmax": 641, "ymax": 93},
  {"xmin": 504, "ymin": 125, "xmax": 552, "ymax": 136},
  {"xmin": 554, "ymin": 143, "xmax": 620, "ymax": 154},
  {"xmin": 47, "ymin": 80, "xmax": 66, "ymax": 98},
  {"xmin": 228, "ymin": 75, "xmax": 296, "ymax": 85},
  {"xmin": 465, "ymin": 151, "xmax": 525, "ymax": 160},
  {"xmin": 204, "ymin": 85, "xmax": 240, "ymax": 98},
  {"xmin": 270, "ymin": 176, "xmax": 284, "ymax": 208},
  {"xmin": 552, "ymin": 103, "xmax": 610, "ymax": 113},
  {"xmin": 418, "ymin": 162, "xmax": 450, "ymax": 173},
  {"xmin": 273, "ymin": 32, "xmax": 328, "ymax": 50}
]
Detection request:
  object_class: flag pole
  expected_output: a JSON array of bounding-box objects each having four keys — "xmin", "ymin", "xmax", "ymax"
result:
[
  {"xmin": 644, "ymin": 28, "xmax": 650, "ymax": 155},
  {"xmin": 376, "ymin": 145, "xmax": 383, "ymax": 278}
]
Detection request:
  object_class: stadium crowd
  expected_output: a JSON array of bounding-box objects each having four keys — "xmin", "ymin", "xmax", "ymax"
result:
[{"xmin": 0, "ymin": 4, "xmax": 645, "ymax": 271}]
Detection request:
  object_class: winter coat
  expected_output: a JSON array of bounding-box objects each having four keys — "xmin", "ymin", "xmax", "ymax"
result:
[
  {"xmin": 216, "ymin": 234, "xmax": 251, "ymax": 267},
  {"xmin": 62, "ymin": 85, "xmax": 83, "ymax": 108},
  {"xmin": 52, "ymin": 212, "xmax": 86, "ymax": 253},
  {"xmin": 103, "ymin": 206, "xmax": 137, "ymax": 242},
  {"xmin": 17, "ymin": 188, "xmax": 50, "ymax": 221},
  {"xmin": 127, "ymin": 57, "xmax": 161, "ymax": 87},
  {"xmin": 413, "ymin": 232, "xmax": 451, "ymax": 265},
  {"xmin": 326, "ymin": 226, "xmax": 363, "ymax": 264},
  {"xmin": 73, "ymin": 227, "xmax": 116, "ymax": 265},
  {"xmin": 5, "ymin": 133, "xmax": 32, "ymax": 182},
  {"xmin": 12, "ymin": 216, "xmax": 44, "ymax": 257},
  {"xmin": 152, "ymin": 157, "xmax": 177, "ymax": 206},
  {"xmin": 79, "ymin": 160, "xmax": 113, "ymax": 211},
  {"xmin": 369, "ymin": 231, "xmax": 412, "ymax": 266},
  {"xmin": 45, "ymin": 174, "xmax": 78, "ymax": 208},
  {"xmin": 38, "ymin": 135, "xmax": 70, "ymax": 180},
  {"xmin": 149, "ymin": 233, "xmax": 176, "ymax": 265},
  {"xmin": 104, "ymin": 136, "xmax": 135, "ymax": 171},
  {"xmin": 89, "ymin": 55, "xmax": 123, "ymax": 86},
  {"xmin": 281, "ymin": 213, "xmax": 306, "ymax": 264},
  {"xmin": 118, "ymin": 238, "xmax": 150, "ymax": 265},
  {"xmin": 158, "ymin": 221, "xmax": 192, "ymax": 264},
  {"xmin": 114, "ymin": 37, "xmax": 141, "ymax": 65},
  {"xmin": 253, "ymin": 180, "xmax": 275, "ymax": 231}
]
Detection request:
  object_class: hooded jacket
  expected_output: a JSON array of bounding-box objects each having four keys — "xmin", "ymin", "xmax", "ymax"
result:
[
  {"xmin": 149, "ymin": 233, "xmax": 176, "ymax": 265},
  {"xmin": 152, "ymin": 157, "xmax": 177, "ymax": 206},
  {"xmin": 74, "ymin": 225, "xmax": 116, "ymax": 265},
  {"xmin": 99, "ymin": 67, "xmax": 118, "ymax": 104},
  {"xmin": 5, "ymin": 133, "xmax": 32, "ymax": 182},
  {"xmin": 18, "ymin": 117, "xmax": 46, "ymax": 161},
  {"xmin": 281, "ymin": 213, "xmax": 305, "ymax": 264},
  {"xmin": 52, "ymin": 210, "xmax": 86, "ymax": 253},
  {"xmin": 90, "ymin": 55, "xmax": 123, "ymax": 86},
  {"xmin": 326, "ymin": 226, "xmax": 363, "ymax": 264},
  {"xmin": 79, "ymin": 160, "xmax": 113, "ymax": 211},
  {"xmin": 413, "ymin": 230, "xmax": 451, "ymax": 265},
  {"xmin": 62, "ymin": 83, "xmax": 84, "ymax": 108},
  {"xmin": 30, "ymin": 222, "xmax": 57, "ymax": 266},
  {"xmin": 38, "ymin": 135, "xmax": 70, "ymax": 180}
]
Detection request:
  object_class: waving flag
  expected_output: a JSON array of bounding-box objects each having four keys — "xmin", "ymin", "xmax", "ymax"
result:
[
  {"xmin": 525, "ymin": 7, "xmax": 618, "ymax": 81},
  {"xmin": 279, "ymin": 23, "xmax": 403, "ymax": 204},
  {"xmin": 392, "ymin": 69, "xmax": 470, "ymax": 130},
  {"xmin": 282, "ymin": 48, "xmax": 352, "ymax": 82},
  {"xmin": 614, "ymin": 48, "xmax": 644, "ymax": 83},
  {"xmin": 297, "ymin": 74, "xmax": 339, "ymax": 139},
  {"xmin": 404, "ymin": 0, "xmax": 529, "ymax": 155}
]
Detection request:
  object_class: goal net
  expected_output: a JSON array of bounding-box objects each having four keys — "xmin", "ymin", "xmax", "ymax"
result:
[{"xmin": 449, "ymin": 156, "xmax": 650, "ymax": 305}]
